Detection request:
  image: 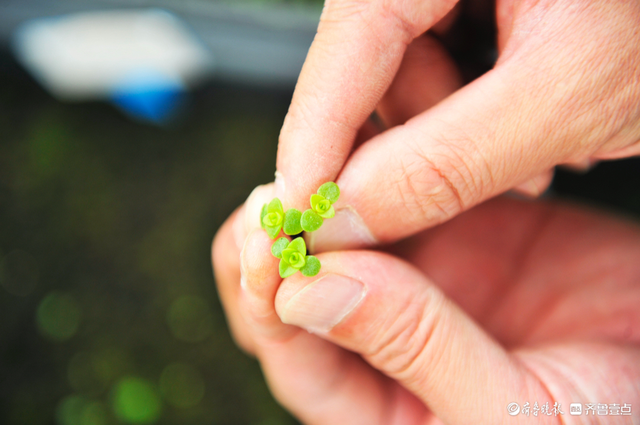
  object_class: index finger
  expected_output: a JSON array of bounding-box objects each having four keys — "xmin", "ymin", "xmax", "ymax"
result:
[{"xmin": 276, "ymin": 0, "xmax": 459, "ymax": 209}]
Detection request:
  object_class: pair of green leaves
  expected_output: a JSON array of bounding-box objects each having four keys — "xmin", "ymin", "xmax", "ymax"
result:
[
  {"xmin": 271, "ymin": 237, "xmax": 320, "ymax": 278},
  {"xmin": 300, "ymin": 182, "xmax": 340, "ymax": 232},
  {"xmin": 260, "ymin": 182, "xmax": 340, "ymax": 278}
]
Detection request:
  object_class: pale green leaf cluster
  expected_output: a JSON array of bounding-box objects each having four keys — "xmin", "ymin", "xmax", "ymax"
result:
[
  {"xmin": 271, "ymin": 237, "xmax": 320, "ymax": 278},
  {"xmin": 260, "ymin": 182, "xmax": 340, "ymax": 278},
  {"xmin": 300, "ymin": 182, "xmax": 340, "ymax": 232}
]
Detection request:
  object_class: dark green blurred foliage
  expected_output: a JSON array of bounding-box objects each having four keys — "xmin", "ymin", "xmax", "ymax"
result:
[{"xmin": 0, "ymin": 53, "xmax": 299, "ymax": 425}]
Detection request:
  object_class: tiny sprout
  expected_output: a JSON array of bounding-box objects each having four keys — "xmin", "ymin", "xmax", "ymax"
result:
[
  {"xmin": 261, "ymin": 198, "xmax": 284, "ymax": 239},
  {"xmin": 271, "ymin": 237, "xmax": 321, "ymax": 278},
  {"xmin": 300, "ymin": 182, "xmax": 340, "ymax": 232}
]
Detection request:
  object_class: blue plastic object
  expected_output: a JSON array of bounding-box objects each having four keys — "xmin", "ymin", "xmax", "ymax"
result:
[{"xmin": 110, "ymin": 70, "xmax": 186, "ymax": 124}]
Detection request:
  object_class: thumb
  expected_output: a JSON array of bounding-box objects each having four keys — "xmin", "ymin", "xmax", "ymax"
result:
[
  {"xmin": 308, "ymin": 57, "xmax": 612, "ymax": 251},
  {"xmin": 275, "ymin": 251, "xmax": 552, "ymax": 424},
  {"xmin": 308, "ymin": 2, "xmax": 640, "ymax": 251}
]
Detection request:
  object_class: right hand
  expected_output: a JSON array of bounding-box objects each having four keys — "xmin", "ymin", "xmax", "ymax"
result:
[{"xmin": 274, "ymin": 0, "xmax": 640, "ymax": 252}]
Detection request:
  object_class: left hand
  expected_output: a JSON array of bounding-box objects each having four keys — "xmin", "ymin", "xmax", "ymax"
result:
[{"xmin": 213, "ymin": 189, "xmax": 640, "ymax": 424}]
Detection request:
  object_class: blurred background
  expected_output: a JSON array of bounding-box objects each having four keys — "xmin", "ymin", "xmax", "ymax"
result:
[{"xmin": 0, "ymin": 1, "xmax": 639, "ymax": 425}]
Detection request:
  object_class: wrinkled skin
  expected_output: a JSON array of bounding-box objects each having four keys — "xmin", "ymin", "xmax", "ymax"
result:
[
  {"xmin": 275, "ymin": 0, "xmax": 640, "ymax": 251},
  {"xmin": 213, "ymin": 194, "xmax": 640, "ymax": 424}
]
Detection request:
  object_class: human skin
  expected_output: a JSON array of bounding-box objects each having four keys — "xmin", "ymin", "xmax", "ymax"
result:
[
  {"xmin": 212, "ymin": 191, "xmax": 640, "ymax": 424},
  {"xmin": 273, "ymin": 0, "xmax": 640, "ymax": 253}
]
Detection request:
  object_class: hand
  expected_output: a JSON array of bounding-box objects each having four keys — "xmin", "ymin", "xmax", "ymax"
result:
[
  {"xmin": 212, "ymin": 189, "xmax": 640, "ymax": 424},
  {"xmin": 274, "ymin": 0, "xmax": 640, "ymax": 252}
]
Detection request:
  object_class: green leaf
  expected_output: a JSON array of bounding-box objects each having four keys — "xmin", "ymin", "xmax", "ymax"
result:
[
  {"xmin": 311, "ymin": 194, "xmax": 333, "ymax": 218},
  {"xmin": 284, "ymin": 251, "xmax": 305, "ymax": 269},
  {"xmin": 317, "ymin": 182, "xmax": 340, "ymax": 203},
  {"xmin": 283, "ymin": 209, "xmax": 303, "ymax": 235},
  {"xmin": 301, "ymin": 209, "xmax": 323, "ymax": 232},
  {"xmin": 271, "ymin": 238, "xmax": 289, "ymax": 258},
  {"xmin": 310, "ymin": 194, "xmax": 324, "ymax": 210},
  {"xmin": 260, "ymin": 203, "xmax": 267, "ymax": 229},
  {"xmin": 287, "ymin": 237, "xmax": 307, "ymax": 256},
  {"xmin": 267, "ymin": 198, "xmax": 284, "ymax": 214},
  {"xmin": 317, "ymin": 205, "xmax": 335, "ymax": 219},
  {"xmin": 300, "ymin": 256, "xmax": 321, "ymax": 277},
  {"xmin": 279, "ymin": 260, "xmax": 298, "ymax": 278},
  {"xmin": 281, "ymin": 248, "xmax": 296, "ymax": 264},
  {"xmin": 265, "ymin": 225, "xmax": 280, "ymax": 239},
  {"xmin": 262, "ymin": 211, "xmax": 283, "ymax": 228}
]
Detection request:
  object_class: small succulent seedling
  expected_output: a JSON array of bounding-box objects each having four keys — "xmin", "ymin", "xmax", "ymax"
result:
[
  {"xmin": 300, "ymin": 182, "xmax": 340, "ymax": 232},
  {"xmin": 260, "ymin": 182, "xmax": 339, "ymax": 278},
  {"xmin": 271, "ymin": 237, "xmax": 321, "ymax": 278},
  {"xmin": 261, "ymin": 198, "xmax": 285, "ymax": 239}
]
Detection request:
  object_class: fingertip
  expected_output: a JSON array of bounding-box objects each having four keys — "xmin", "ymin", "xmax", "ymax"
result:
[
  {"xmin": 239, "ymin": 229, "xmax": 300, "ymax": 341},
  {"xmin": 232, "ymin": 204, "xmax": 247, "ymax": 251},
  {"xmin": 240, "ymin": 229, "xmax": 281, "ymax": 290},
  {"xmin": 278, "ymin": 272, "xmax": 367, "ymax": 334},
  {"xmin": 213, "ymin": 207, "xmax": 242, "ymax": 271}
]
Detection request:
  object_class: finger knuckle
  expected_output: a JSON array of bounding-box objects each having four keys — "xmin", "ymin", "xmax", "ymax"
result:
[
  {"xmin": 364, "ymin": 287, "xmax": 448, "ymax": 381},
  {"xmin": 390, "ymin": 141, "xmax": 467, "ymax": 227}
]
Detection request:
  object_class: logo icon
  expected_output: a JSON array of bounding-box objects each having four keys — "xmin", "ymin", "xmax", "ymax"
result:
[
  {"xmin": 507, "ymin": 403, "xmax": 521, "ymax": 416},
  {"xmin": 570, "ymin": 403, "xmax": 583, "ymax": 415}
]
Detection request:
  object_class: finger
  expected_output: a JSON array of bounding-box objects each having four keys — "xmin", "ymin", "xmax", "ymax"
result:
[
  {"xmin": 376, "ymin": 34, "xmax": 463, "ymax": 127},
  {"xmin": 239, "ymin": 183, "xmax": 277, "ymax": 248},
  {"xmin": 385, "ymin": 196, "xmax": 555, "ymax": 329},
  {"xmin": 211, "ymin": 182, "xmax": 280, "ymax": 353},
  {"xmin": 276, "ymin": 0, "xmax": 460, "ymax": 209},
  {"xmin": 275, "ymin": 250, "xmax": 553, "ymax": 425},
  {"xmin": 305, "ymin": 35, "xmax": 463, "ymax": 253},
  {"xmin": 212, "ymin": 207, "xmax": 256, "ymax": 354},
  {"xmin": 307, "ymin": 1, "xmax": 640, "ymax": 251},
  {"xmin": 511, "ymin": 169, "xmax": 554, "ymax": 198},
  {"xmin": 395, "ymin": 196, "xmax": 640, "ymax": 347},
  {"xmin": 239, "ymin": 230, "xmax": 431, "ymax": 425},
  {"xmin": 310, "ymin": 44, "xmax": 637, "ymax": 251}
]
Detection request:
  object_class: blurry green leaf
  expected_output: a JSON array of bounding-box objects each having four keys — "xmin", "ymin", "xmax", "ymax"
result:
[
  {"xmin": 278, "ymin": 261, "xmax": 297, "ymax": 279},
  {"xmin": 260, "ymin": 203, "xmax": 268, "ymax": 229},
  {"xmin": 282, "ymin": 208, "xmax": 302, "ymax": 235},
  {"xmin": 113, "ymin": 377, "xmax": 162, "ymax": 424},
  {"xmin": 317, "ymin": 182, "xmax": 340, "ymax": 203},
  {"xmin": 36, "ymin": 291, "xmax": 81, "ymax": 342},
  {"xmin": 300, "ymin": 256, "xmax": 320, "ymax": 277},
  {"xmin": 301, "ymin": 209, "xmax": 322, "ymax": 232},
  {"xmin": 271, "ymin": 238, "xmax": 289, "ymax": 259}
]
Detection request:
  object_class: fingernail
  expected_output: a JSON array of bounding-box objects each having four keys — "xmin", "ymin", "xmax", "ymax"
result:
[
  {"xmin": 307, "ymin": 206, "xmax": 377, "ymax": 253},
  {"xmin": 234, "ymin": 183, "xmax": 276, "ymax": 250},
  {"xmin": 279, "ymin": 274, "xmax": 366, "ymax": 333},
  {"xmin": 274, "ymin": 170, "xmax": 286, "ymax": 198}
]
